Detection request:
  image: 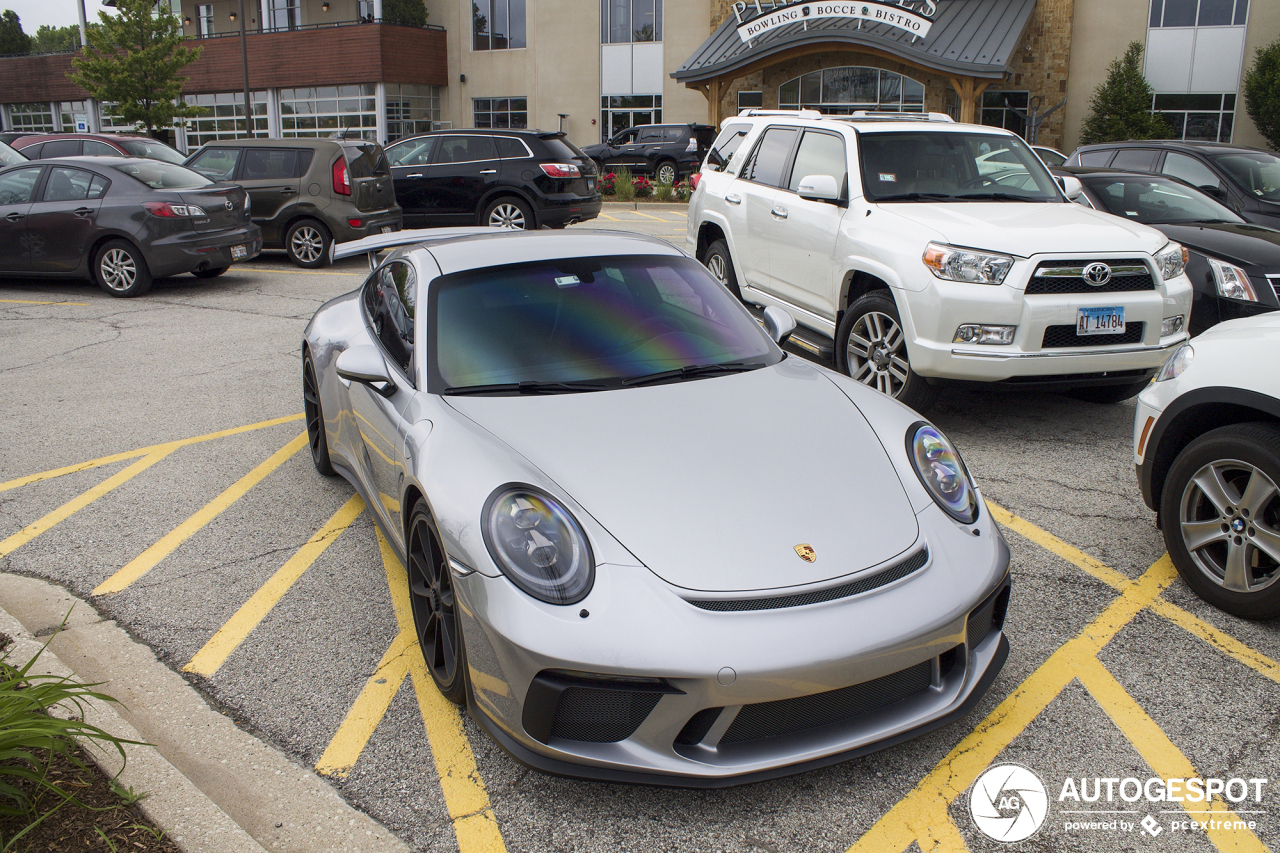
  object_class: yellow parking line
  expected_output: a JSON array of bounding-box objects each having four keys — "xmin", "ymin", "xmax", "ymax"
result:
[
  {"xmin": 0, "ymin": 414, "xmax": 304, "ymax": 495},
  {"xmin": 0, "ymin": 298, "xmax": 91, "ymax": 305},
  {"xmin": 233, "ymin": 268, "xmax": 364, "ymax": 277},
  {"xmin": 597, "ymin": 213, "xmax": 621, "ymax": 221},
  {"xmin": 985, "ymin": 501, "xmax": 1129, "ymax": 589},
  {"xmin": 630, "ymin": 209, "xmax": 670, "ymax": 222},
  {"xmin": 0, "ymin": 450, "xmax": 174, "ymax": 559},
  {"xmin": 93, "ymin": 432, "xmax": 309, "ymax": 595},
  {"xmin": 1076, "ymin": 656, "xmax": 1269, "ymax": 852},
  {"xmin": 314, "ymin": 635, "xmax": 414, "ymax": 777},
  {"xmin": 184, "ymin": 494, "xmax": 365, "ymax": 677}
]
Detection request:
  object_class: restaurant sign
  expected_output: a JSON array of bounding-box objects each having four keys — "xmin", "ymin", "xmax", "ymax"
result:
[{"xmin": 734, "ymin": 1, "xmax": 934, "ymax": 43}]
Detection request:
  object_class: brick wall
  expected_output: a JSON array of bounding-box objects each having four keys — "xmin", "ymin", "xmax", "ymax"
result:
[{"xmin": 997, "ymin": 0, "xmax": 1075, "ymax": 151}]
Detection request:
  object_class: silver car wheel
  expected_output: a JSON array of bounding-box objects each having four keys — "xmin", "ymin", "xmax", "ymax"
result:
[
  {"xmin": 706, "ymin": 252, "xmax": 728, "ymax": 285},
  {"xmin": 1179, "ymin": 458, "xmax": 1280, "ymax": 594},
  {"xmin": 290, "ymin": 225, "xmax": 324, "ymax": 263},
  {"xmin": 488, "ymin": 202, "xmax": 527, "ymax": 230},
  {"xmin": 99, "ymin": 248, "xmax": 137, "ymax": 292},
  {"xmin": 656, "ymin": 162, "xmax": 677, "ymax": 185},
  {"xmin": 846, "ymin": 310, "xmax": 909, "ymax": 398}
]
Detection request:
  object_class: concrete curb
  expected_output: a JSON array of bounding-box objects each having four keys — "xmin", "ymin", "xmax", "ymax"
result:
[{"xmin": 0, "ymin": 573, "xmax": 409, "ymax": 853}]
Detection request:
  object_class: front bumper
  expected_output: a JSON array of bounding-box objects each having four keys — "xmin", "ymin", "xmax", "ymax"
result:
[{"xmin": 147, "ymin": 225, "xmax": 262, "ymax": 278}]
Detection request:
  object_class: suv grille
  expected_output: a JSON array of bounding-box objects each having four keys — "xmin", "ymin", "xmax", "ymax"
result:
[
  {"xmin": 1025, "ymin": 259, "xmax": 1153, "ymax": 295},
  {"xmin": 1042, "ymin": 323, "xmax": 1144, "ymax": 348}
]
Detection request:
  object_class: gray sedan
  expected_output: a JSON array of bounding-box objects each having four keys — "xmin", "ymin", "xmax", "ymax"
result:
[{"xmin": 302, "ymin": 228, "xmax": 1011, "ymax": 786}]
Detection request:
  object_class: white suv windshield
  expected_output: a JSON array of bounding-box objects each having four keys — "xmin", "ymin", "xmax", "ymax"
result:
[{"xmin": 859, "ymin": 131, "xmax": 1061, "ymax": 202}]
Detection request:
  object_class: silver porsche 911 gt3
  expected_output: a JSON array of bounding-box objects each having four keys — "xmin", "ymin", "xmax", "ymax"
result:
[{"xmin": 302, "ymin": 228, "xmax": 1011, "ymax": 786}]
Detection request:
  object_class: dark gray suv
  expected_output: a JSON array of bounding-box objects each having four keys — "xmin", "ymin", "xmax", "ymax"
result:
[{"xmin": 185, "ymin": 138, "xmax": 402, "ymax": 267}]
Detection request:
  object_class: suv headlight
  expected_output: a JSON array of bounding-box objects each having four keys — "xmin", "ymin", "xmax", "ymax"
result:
[
  {"xmin": 907, "ymin": 423, "xmax": 979, "ymax": 524},
  {"xmin": 1154, "ymin": 241, "xmax": 1189, "ymax": 281},
  {"xmin": 1156, "ymin": 344, "xmax": 1193, "ymax": 382},
  {"xmin": 923, "ymin": 243, "xmax": 1013, "ymax": 285},
  {"xmin": 1207, "ymin": 257, "xmax": 1257, "ymax": 301},
  {"xmin": 483, "ymin": 486, "xmax": 595, "ymax": 604}
]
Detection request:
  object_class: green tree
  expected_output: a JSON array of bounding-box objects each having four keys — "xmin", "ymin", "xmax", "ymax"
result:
[
  {"xmin": 0, "ymin": 9, "xmax": 31, "ymax": 55},
  {"xmin": 383, "ymin": 0, "xmax": 427, "ymax": 26},
  {"xmin": 32, "ymin": 23, "xmax": 83, "ymax": 53},
  {"xmin": 1243, "ymin": 37, "xmax": 1280, "ymax": 152},
  {"xmin": 1079, "ymin": 41, "xmax": 1173, "ymax": 145},
  {"xmin": 69, "ymin": 0, "xmax": 204, "ymax": 135}
]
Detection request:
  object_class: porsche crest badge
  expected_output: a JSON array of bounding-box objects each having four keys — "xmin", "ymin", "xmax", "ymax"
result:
[{"xmin": 794, "ymin": 544, "xmax": 816, "ymax": 563}]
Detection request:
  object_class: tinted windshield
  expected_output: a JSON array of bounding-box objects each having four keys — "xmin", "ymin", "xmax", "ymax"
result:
[
  {"xmin": 860, "ymin": 131, "xmax": 1061, "ymax": 202},
  {"xmin": 541, "ymin": 137, "xmax": 588, "ymax": 161},
  {"xmin": 345, "ymin": 143, "xmax": 390, "ymax": 177},
  {"xmin": 429, "ymin": 255, "xmax": 780, "ymax": 393},
  {"xmin": 0, "ymin": 141, "xmax": 25, "ymax": 167},
  {"xmin": 121, "ymin": 140, "xmax": 187, "ymax": 165},
  {"xmin": 1210, "ymin": 151, "xmax": 1280, "ymax": 203},
  {"xmin": 111, "ymin": 161, "xmax": 213, "ymax": 189},
  {"xmin": 1082, "ymin": 175, "xmax": 1243, "ymax": 223}
]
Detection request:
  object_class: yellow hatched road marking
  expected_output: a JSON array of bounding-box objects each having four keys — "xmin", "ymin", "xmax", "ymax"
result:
[
  {"xmin": 0, "ymin": 414, "xmax": 304, "ymax": 495},
  {"xmin": 93, "ymin": 432, "xmax": 309, "ymax": 595},
  {"xmin": 630, "ymin": 209, "xmax": 672, "ymax": 222},
  {"xmin": 597, "ymin": 213, "xmax": 621, "ymax": 221},
  {"xmin": 0, "ymin": 298, "xmax": 90, "ymax": 305},
  {"xmin": 314, "ymin": 633, "xmax": 414, "ymax": 777},
  {"xmin": 184, "ymin": 494, "xmax": 366, "ymax": 676},
  {"xmin": 1148, "ymin": 598, "xmax": 1280, "ymax": 683}
]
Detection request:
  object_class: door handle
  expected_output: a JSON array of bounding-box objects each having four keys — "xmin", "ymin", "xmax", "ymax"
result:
[
  {"xmin": 279, "ymin": 187, "xmax": 297, "ymax": 195},
  {"xmin": 73, "ymin": 207, "xmax": 93, "ymax": 217},
  {"xmin": 725, "ymin": 194, "xmax": 742, "ymax": 205},
  {"xmin": 771, "ymin": 206, "xmax": 789, "ymax": 219},
  {"xmin": 479, "ymin": 169, "xmax": 498, "ymax": 175},
  {"xmin": 405, "ymin": 173, "xmax": 424, "ymax": 179},
  {"xmin": 5, "ymin": 212, "xmax": 23, "ymax": 222}
]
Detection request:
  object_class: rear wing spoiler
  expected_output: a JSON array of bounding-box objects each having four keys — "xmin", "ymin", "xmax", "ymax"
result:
[{"xmin": 330, "ymin": 227, "xmax": 500, "ymax": 268}]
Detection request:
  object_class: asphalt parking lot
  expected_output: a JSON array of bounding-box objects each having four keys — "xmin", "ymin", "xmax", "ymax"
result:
[{"xmin": 1, "ymin": 209, "xmax": 1277, "ymax": 853}]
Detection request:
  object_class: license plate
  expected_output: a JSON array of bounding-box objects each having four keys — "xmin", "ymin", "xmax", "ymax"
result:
[
  {"xmin": 1077, "ymin": 306, "xmax": 1125, "ymax": 335},
  {"xmin": 381, "ymin": 225, "xmax": 393, "ymax": 234},
  {"xmin": 588, "ymin": 178, "xmax": 596, "ymax": 190},
  {"xmin": 231, "ymin": 244, "xmax": 247, "ymax": 260}
]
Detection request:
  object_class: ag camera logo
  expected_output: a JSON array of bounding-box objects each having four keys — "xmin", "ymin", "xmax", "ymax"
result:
[{"xmin": 970, "ymin": 764, "xmax": 1049, "ymax": 842}]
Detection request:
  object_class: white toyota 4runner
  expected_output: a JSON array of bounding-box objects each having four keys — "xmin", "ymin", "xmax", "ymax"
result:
[{"xmin": 687, "ymin": 111, "xmax": 1194, "ymax": 411}]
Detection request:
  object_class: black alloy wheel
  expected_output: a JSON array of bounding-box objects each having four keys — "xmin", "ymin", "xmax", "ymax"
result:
[
  {"xmin": 303, "ymin": 355, "xmax": 336, "ymax": 476},
  {"xmin": 408, "ymin": 503, "xmax": 467, "ymax": 704}
]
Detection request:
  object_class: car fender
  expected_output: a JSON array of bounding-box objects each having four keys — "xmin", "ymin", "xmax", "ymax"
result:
[
  {"xmin": 693, "ymin": 207, "xmax": 738, "ymax": 266},
  {"xmin": 477, "ymin": 184, "xmax": 537, "ymax": 218}
]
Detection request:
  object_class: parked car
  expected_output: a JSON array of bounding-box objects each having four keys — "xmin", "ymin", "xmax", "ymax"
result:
[
  {"xmin": 1066, "ymin": 141, "xmax": 1280, "ymax": 230},
  {"xmin": 689, "ymin": 112, "xmax": 1194, "ymax": 411},
  {"xmin": 582, "ymin": 123, "xmax": 716, "ymax": 185},
  {"xmin": 303, "ymin": 227, "xmax": 1011, "ymax": 785},
  {"xmin": 1033, "ymin": 146, "xmax": 1067, "ymax": 167},
  {"xmin": 383, "ymin": 130, "xmax": 599, "ymax": 231},
  {"xmin": 1055, "ymin": 166, "xmax": 1280, "ymax": 336},
  {"xmin": 13, "ymin": 133, "xmax": 187, "ymax": 165},
  {"xmin": 185, "ymin": 138, "xmax": 401, "ymax": 267},
  {"xmin": 0, "ymin": 156, "xmax": 260, "ymax": 296},
  {"xmin": 0, "ymin": 132, "xmax": 32, "ymax": 146},
  {"xmin": 1134, "ymin": 313, "xmax": 1280, "ymax": 619},
  {"xmin": 0, "ymin": 140, "xmax": 27, "ymax": 167}
]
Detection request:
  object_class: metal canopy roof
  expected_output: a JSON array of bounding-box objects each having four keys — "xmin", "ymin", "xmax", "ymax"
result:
[{"xmin": 672, "ymin": 0, "xmax": 1038, "ymax": 83}]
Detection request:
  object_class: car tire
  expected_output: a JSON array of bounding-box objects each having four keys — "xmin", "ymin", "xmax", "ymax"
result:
[
  {"xmin": 302, "ymin": 354, "xmax": 336, "ymax": 477},
  {"xmin": 285, "ymin": 219, "xmax": 331, "ymax": 268},
  {"xmin": 192, "ymin": 266, "xmax": 229, "ymax": 279},
  {"xmin": 836, "ymin": 291, "xmax": 939, "ymax": 411},
  {"xmin": 701, "ymin": 239, "xmax": 742, "ymax": 300},
  {"xmin": 655, "ymin": 160, "xmax": 678, "ymax": 186},
  {"xmin": 407, "ymin": 500, "xmax": 469, "ymax": 705},
  {"xmin": 483, "ymin": 197, "xmax": 534, "ymax": 230},
  {"xmin": 1160, "ymin": 423, "xmax": 1280, "ymax": 620},
  {"xmin": 93, "ymin": 239, "xmax": 152, "ymax": 298},
  {"xmin": 1068, "ymin": 380, "xmax": 1152, "ymax": 404}
]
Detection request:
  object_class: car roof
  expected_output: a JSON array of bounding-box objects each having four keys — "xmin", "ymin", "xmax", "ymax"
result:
[
  {"xmin": 194, "ymin": 138, "xmax": 344, "ymax": 150},
  {"xmin": 731, "ymin": 113, "xmax": 1015, "ymax": 137},
  {"xmin": 403, "ymin": 229, "xmax": 685, "ymax": 278},
  {"xmin": 1074, "ymin": 139, "xmax": 1271, "ymax": 155},
  {"xmin": 16, "ymin": 133, "xmax": 158, "ymax": 144}
]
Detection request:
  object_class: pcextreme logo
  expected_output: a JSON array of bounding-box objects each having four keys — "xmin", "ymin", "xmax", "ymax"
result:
[{"xmin": 969, "ymin": 764, "xmax": 1050, "ymax": 842}]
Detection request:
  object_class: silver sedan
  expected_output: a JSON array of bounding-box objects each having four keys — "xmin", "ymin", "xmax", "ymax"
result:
[{"xmin": 301, "ymin": 228, "xmax": 1011, "ymax": 786}]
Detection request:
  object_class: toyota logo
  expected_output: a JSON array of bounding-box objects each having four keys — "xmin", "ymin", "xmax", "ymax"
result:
[{"xmin": 1082, "ymin": 262, "xmax": 1112, "ymax": 286}]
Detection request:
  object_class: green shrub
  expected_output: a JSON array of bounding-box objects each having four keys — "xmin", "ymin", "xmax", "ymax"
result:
[
  {"xmin": 654, "ymin": 181, "xmax": 674, "ymax": 202},
  {"xmin": 1079, "ymin": 41, "xmax": 1172, "ymax": 144},
  {"xmin": 1243, "ymin": 37, "xmax": 1280, "ymax": 152},
  {"xmin": 614, "ymin": 166, "xmax": 635, "ymax": 201}
]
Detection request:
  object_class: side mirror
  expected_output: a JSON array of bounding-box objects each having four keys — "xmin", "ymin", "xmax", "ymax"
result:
[
  {"xmin": 762, "ymin": 305, "xmax": 796, "ymax": 347},
  {"xmin": 336, "ymin": 345, "xmax": 396, "ymax": 396},
  {"xmin": 796, "ymin": 174, "xmax": 840, "ymax": 203},
  {"xmin": 1059, "ymin": 176, "xmax": 1084, "ymax": 201},
  {"xmin": 1201, "ymin": 184, "xmax": 1226, "ymax": 200}
]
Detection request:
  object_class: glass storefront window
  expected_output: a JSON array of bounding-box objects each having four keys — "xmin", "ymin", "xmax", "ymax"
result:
[
  {"xmin": 1149, "ymin": 0, "xmax": 1248, "ymax": 27},
  {"xmin": 980, "ymin": 90, "xmax": 1028, "ymax": 138},
  {"xmin": 600, "ymin": 94, "xmax": 661, "ymax": 142},
  {"xmin": 386, "ymin": 84, "xmax": 442, "ymax": 141},
  {"xmin": 280, "ymin": 85, "xmax": 377, "ymax": 139},
  {"xmin": 7, "ymin": 103, "xmax": 55, "ymax": 135},
  {"xmin": 601, "ymin": 0, "xmax": 661, "ymax": 43},
  {"xmin": 1153, "ymin": 93, "xmax": 1235, "ymax": 142},
  {"xmin": 183, "ymin": 91, "xmax": 269, "ymax": 146},
  {"xmin": 473, "ymin": 97, "xmax": 528, "ymax": 129},
  {"xmin": 778, "ymin": 68, "xmax": 924, "ymax": 114}
]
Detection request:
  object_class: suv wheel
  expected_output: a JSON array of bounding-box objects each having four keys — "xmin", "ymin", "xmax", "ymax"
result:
[
  {"xmin": 484, "ymin": 197, "xmax": 533, "ymax": 230},
  {"xmin": 701, "ymin": 239, "xmax": 742, "ymax": 300},
  {"xmin": 837, "ymin": 292, "xmax": 938, "ymax": 411},
  {"xmin": 655, "ymin": 160, "xmax": 677, "ymax": 186},
  {"xmin": 286, "ymin": 220, "xmax": 330, "ymax": 268}
]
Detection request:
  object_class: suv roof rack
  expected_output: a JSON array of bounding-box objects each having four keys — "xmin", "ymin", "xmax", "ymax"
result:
[
  {"xmin": 736, "ymin": 109, "xmax": 823, "ymax": 119},
  {"xmin": 836, "ymin": 111, "xmax": 956, "ymax": 123}
]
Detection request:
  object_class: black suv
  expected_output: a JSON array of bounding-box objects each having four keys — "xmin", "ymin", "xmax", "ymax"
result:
[
  {"xmin": 1066, "ymin": 141, "xmax": 1280, "ymax": 229},
  {"xmin": 582, "ymin": 124, "xmax": 716, "ymax": 185},
  {"xmin": 184, "ymin": 138, "xmax": 402, "ymax": 267},
  {"xmin": 383, "ymin": 130, "xmax": 600, "ymax": 230}
]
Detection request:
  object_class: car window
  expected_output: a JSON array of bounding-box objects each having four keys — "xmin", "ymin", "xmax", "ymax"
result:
[
  {"xmin": 612, "ymin": 129, "xmax": 637, "ymax": 145},
  {"xmin": 43, "ymin": 167, "xmax": 95, "ymax": 202},
  {"xmin": 1109, "ymin": 149, "xmax": 1158, "ymax": 172},
  {"xmin": 1086, "ymin": 176, "xmax": 1242, "ymax": 223},
  {"xmin": 1161, "ymin": 152, "xmax": 1221, "ymax": 191},
  {"xmin": 1210, "ymin": 151, "xmax": 1280, "ymax": 203},
  {"xmin": 742, "ymin": 127, "xmax": 798, "ymax": 188},
  {"xmin": 0, "ymin": 142, "xmax": 25, "ymax": 167},
  {"xmin": 188, "ymin": 147, "xmax": 242, "ymax": 181},
  {"xmin": 241, "ymin": 147, "xmax": 298, "ymax": 180},
  {"xmin": 495, "ymin": 137, "xmax": 532, "ymax": 159},
  {"xmin": 88, "ymin": 175, "xmax": 109, "ymax": 198},
  {"xmin": 296, "ymin": 149, "xmax": 314, "ymax": 177},
  {"xmin": 345, "ymin": 143, "xmax": 390, "ymax": 178},
  {"xmin": 120, "ymin": 140, "xmax": 187, "ymax": 165},
  {"xmin": 436, "ymin": 136, "xmax": 498, "ymax": 164},
  {"xmin": 1076, "ymin": 150, "xmax": 1112, "ymax": 167},
  {"xmin": 41, "ymin": 139, "xmax": 81, "ymax": 159},
  {"xmin": 0, "ymin": 167, "xmax": 43, "ymax": 205},
  {"xmin": 707, "ymin": 123, "xmax": 751, "ymax": 173},
  {"xmin": 83, "ymin": 139, "xmax": 119, "ymax": 157},
  {"xmin": 363, "ymin": 261, "xmax": 417, "ymax": 377},
  {"xmin": 637, "ymin": 127, "xmax": 665, "ymax": 143},
  {"xmin": 541, "ymin": 137, "xmax": 586, "ymax": 161},
  {"xmin": 662, "ymin": 127, "xmax": 687, "ymax": 143},
  {"xmin": 1035, "ymin": 148, "xmax": 1067, "ymax": 167},
  {"xmin": 387, "ymin": 138, "xmax": 436, "ymax": 167},
  {"xmin": 787, "ymin": 130, "xmax": 846, "ymax": 194},
  {"xmin": 859, "ymin": 131, "xmax": 1060, "ymax": 201},
  {"xmin": 15, "ymin": 143, "xmax": 42, "ymax": 159},
  {"xmin": 110, "ymin": 160, "xmax": 213, "ymax": 189}
]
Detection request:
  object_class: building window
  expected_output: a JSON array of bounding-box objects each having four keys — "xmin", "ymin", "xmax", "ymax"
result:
[
  {"xmin": 601, "ymin": 0, "xmax": 661, "ymax": 43},
  {"xmin": 980, "ymin": 91, "xmax": 1029, "ymax": 138},
  {"xmin": 279, "ymin": 85, "xmax": 377, "ymax": 138},
  {"xmin": 778, "ymin": 68, "xmax": 924, "ymax": 114},
  {"xmin": 268, "ymin": 0, "xmax": 300, "ymax": 31},
  {"xmin": 98, "ymin": 104, "xmax": 139, "ymax": 133},
  {"xmin": 1149, "ymin": 0, "xmax": 1248, "ymax": 27},
  {"xmin": 196, "ymin": 4, "xmax": 214, "ymax": 36},
  {"xmin": 7, "ymin": 103, "xmax": 55, "ymax": 135},
  {"xmin": 473, "ymin": 0, "xmax": 525, "ymax": 50},
  {"xmin": 57, "ymin": 100, "xmax": 90, "ymax": 132},
  {"xmin": 473, "ymin": 97, "xmax": 527, "ymax": 129},
  {"xmin": 1153, "ymin": 93, "xmax": 1235, "ymax": 141},
  {"xmin": 600, "ymin": 94, "xmax": 660, "ymax": 141},
  {"xmin": 737, "ymin": 91, "xmax": 763, "ymax": 111},
  {"xmin": 183, "ymin": 92, "xmax": 269, "ymax": 146},
  {"xmin": 358, "ymin": 0, "xmax": 373, "ymax": 20},
  {"xmin": 386, "ymin": 84, "xmax": 442, "ymax": 141}
]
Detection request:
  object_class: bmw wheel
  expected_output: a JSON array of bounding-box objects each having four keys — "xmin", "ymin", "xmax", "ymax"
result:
[
  {"xmin": 1161, "ymin": 423, "xmax": 1280, "ymax": 619},
  {"xmin": 408, "ymin": 501, "xmax": 468, "ymax": 704},
  {"xmin": 285, "ymin": 219, "xmax": 330, "ymax": 268},
  {"xmin": 93, "ymin": 240, "xmax": 153, "ymax": 298},
  {"xmin": 484, "ymin": 197, "xmax": 533, "ymax": 230},
  {"xmin": 836, "ymin": 292, "xmax": 938, "ymax": 411},
  {"xmin": 655, "ymin": 160, "xmax": 678, "ymax": 186},
  {"xmin": 302, "ymin": 354, "xmax": 336, "ymax": 476}
]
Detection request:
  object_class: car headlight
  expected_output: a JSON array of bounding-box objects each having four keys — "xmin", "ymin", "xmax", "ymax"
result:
[
  {"xmin": 907, "ymin": 423, "xmax": 979, "ymax": 524},
  {"xmin": 1154, "ymin": 241, "xmax": 1189, "ymax": 281},
  {"xmin": 1207, "ymin": 257, "xmax": 1257, "ymax": 301},
  {"xmin": 922, "ymin": 243, "xmax": 1013, "ymax": 285},
  {"xmin": 482, "ymin": 486, "xmax": 594, "ymax": 604},
  {"xmin": 1156, "ymin": 344, "xmax": 1194, "ymax": 382}
]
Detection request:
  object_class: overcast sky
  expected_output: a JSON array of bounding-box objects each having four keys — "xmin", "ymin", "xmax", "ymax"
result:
[{"xmin": 3, "ymin": 0, "xmax": 115, "ymax": 34}]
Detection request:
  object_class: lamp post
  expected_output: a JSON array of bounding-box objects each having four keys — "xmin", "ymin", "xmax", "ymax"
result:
[{"xmin": 239, "ymin": 0, "xmax": 252, "ymax": 137}]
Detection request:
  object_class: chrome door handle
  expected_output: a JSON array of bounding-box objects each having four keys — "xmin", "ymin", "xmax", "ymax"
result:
[
  {"xmin": 771, "ymin": 206, "xmax": 788, "ymax": 219},
  {"xmin": 405, "ymin": 173, "xmax": 423, "ymax": 179},
  {"xmin": 725, "ymin": 193, "xmax": 742, "ymax": 205},
  {"xmin": 479, "ymin": 169, "xmax": 498, "ymax": 175}
]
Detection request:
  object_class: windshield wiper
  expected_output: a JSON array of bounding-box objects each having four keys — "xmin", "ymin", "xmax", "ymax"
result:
[
  {"xmin": 621, "ymin": 361, "xmax": 761, "ymax": 387},
  {"xmin": 1184, "ymin": 218, "xmax": 1239, "ymax": 225},
  {"xmin": 443, "ymin": 380, "xmax": 613, "ymax": 396},
  {"xmin": 956, "ymin": 192, "xmax": 1041, "ymax": 202},
  {"xmin": 873, "ymin": 192, "xmax": 954, "ymax": 201}
]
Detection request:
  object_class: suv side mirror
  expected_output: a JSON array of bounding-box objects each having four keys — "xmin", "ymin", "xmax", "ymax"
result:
[
  {"xmin": 1058, "ymin": 176, "xmax": 1084, "ymax": 201},
  {"xmin": 796, "ymin": 174, "xmax": 840, "ymax": 203},
  {"xmin": 336, "ymin": 345, "xmax": 396, "ymax": 396},
  {"xmin": 762, "ymin": 305, "xmax": 796, "ymax": 346},
  {"xmin": 1201, "ymin": 184, "xmax": 1227, "ymax": 200}
]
